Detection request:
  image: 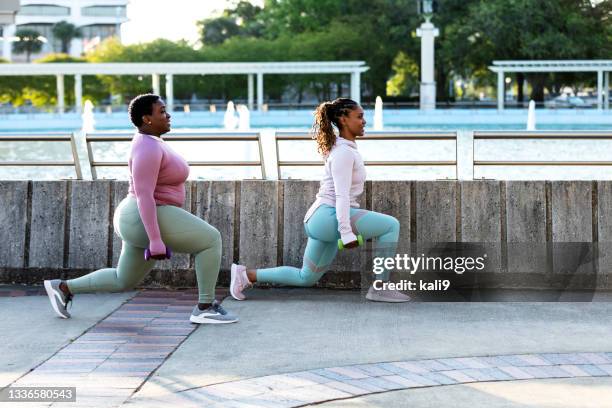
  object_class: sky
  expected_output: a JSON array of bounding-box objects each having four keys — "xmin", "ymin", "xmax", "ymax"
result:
[{"xmin": 121, "ymin": 0, "xmax": 264, "ymax": 45}]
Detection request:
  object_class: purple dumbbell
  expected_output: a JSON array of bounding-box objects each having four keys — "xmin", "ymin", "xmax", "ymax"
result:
[{"xmin": 144, "ymin": 247, "xmax": 172, "ymax": 261}]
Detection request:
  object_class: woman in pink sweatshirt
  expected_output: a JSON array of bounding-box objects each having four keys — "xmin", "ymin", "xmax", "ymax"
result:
[
  {"xmin": 44, "ymin": 94, "xmax": 238, "ymax": 324},
  {"xmin": 230, "ymin": 98, "xmax": 410, "ymax": 302}
]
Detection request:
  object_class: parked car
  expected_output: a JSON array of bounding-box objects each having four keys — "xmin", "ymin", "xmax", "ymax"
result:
[{"xmin": 545, "ymin": 95, "xmax": 587, "ymax": 108}]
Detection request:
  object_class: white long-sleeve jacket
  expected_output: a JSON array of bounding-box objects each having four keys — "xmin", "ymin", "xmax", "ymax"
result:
[{"xmin": 303, "ymin": 136, "xmax": 366, "ymax": 244}]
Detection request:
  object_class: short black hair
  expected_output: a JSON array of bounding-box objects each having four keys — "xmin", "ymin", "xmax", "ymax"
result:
[{"xmin": 128, "ymin": 94, "xmax": 160, "ymax": 127}]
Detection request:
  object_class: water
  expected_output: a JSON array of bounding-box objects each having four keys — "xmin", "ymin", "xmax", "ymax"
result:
[
  {"xmin": 1, "ymin": 106, "xmax": 611, "ymax": 180},
  {"xmin": 1, "ymin": 128, "xmax": 611, "ymax": 181}
]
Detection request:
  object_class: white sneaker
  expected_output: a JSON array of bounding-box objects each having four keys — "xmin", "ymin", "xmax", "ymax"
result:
[
  {"xmin": 365, "ymin": 286, "xmax": 411, "ymax": 303},
  {"xmin": 189, "ymin": 300, "xmax": 238, "ymax": 324},
  {"xmin": 230, "ymin": 263, "xmax": 251, "ymax": 301}
]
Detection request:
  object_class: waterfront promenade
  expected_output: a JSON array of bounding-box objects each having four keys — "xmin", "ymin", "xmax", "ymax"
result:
[{"xmin": 1, "ymin": 286, "xmax": 612, "ymax": 407}]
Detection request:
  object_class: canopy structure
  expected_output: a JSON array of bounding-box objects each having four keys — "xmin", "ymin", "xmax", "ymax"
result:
[
  {"xmin": 0, "ymin": 61, "xmax": 369, "ymax": 112},
  {"xmin": 489, "ymin": 60, "xmax": 612, "ymax": 110}
]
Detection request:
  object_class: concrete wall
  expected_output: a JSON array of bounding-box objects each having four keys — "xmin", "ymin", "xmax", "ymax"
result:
[{"xmin": 1, "ymin": 180, "xmax": 610, "ymax": 289}]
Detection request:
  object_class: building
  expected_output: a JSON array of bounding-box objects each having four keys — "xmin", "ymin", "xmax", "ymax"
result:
[
  {"xmin": 1, "ymin": 0, "xmax": 128, "ymax": 62},
  {"xmin": 0, "ymin": 0, "xmax": 19, "ymax": 25}
]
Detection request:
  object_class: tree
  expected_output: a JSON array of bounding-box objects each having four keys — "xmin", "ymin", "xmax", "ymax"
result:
[
  {"xmin": 197, "ymin": 1, "xmax": 264, "ymax": 45},
  {"xmin": 386, "ymin": 51, "xmax": 419, "ymax": 97},
  {"xmin": 256, "ymin": 0, "xmax": 421, "ymax": 99},
  {"xmin": 52, "ymin": 21, "xmax": 81, "ymax": 54},
  {"xmin": 198, "ymin": 17, "xmax": 241, "ymax": 45},
  {"xmin": 88, "ymin": 38, "xmax": 202, "ymax": 100},
  {"xmin": 12, "ymin": 28, "xmax": 44, "ymax": 62},
  {"xmin": 441, "ymin": 0, "xmax": 612, "ymax": 102}
]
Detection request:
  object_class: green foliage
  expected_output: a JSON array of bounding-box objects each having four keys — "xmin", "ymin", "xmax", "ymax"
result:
[
  {"xmin": 441, "ymin": 0, "xmax": 612, "ymax": 100},
  {"xmin": 197, "ymin": 1, "xmax": 264, "ymax": 45},
  {"xmin": 386, "ymin": 52, "xmax": 419, "ymax": 97},
  {"xmin": 2, "ymin": 0, "xmax": 611, "ymax": 107},
  {"xmin": 12, "ymin": 28, "xmax": 44, "ymax": 62},
  {"xmin": 88, "ymin": 38, "xmax": 201, "ymax": 101},
  {"xmin": 0, "ymin": 53, "xmax": 105, "ymax": 109},
  {"xmin": 258, "ymin": 0, "xmax": 421, "ymax": 97},
  {"xmin": 52, "ymin": 21, "xmax": 81, "ymax": 53},
  {"xmin": 198, "ymin": 17, "xmax": 242, "ymax": 45}
]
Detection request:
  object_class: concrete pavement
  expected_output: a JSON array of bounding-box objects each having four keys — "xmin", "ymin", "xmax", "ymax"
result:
[{"xmin": 1, "ymin": 287, "xmax": 611, "ymax": 407}]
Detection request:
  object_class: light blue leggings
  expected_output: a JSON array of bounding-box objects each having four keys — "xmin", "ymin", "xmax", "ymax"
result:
[{"xmin": 257, "ymin": 204, "xmax": 399, "ymax": 286}]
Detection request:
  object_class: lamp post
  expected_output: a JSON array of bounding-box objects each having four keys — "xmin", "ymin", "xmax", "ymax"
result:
[{"xmin": 416, "ymin": 0, "xmax": 439, "ymax": 110}]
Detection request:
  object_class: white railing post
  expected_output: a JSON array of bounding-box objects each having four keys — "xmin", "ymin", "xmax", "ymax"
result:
[
  {"xmin": 73, "ymin": 130, "xmax": 93, "ymax": 180},
  {"xmin": 456, "ymin": 130, "xmax": 474, "ymax": 180}
]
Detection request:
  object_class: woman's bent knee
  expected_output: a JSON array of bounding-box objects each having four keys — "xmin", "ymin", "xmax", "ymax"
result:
[
  {"xmin": 209, "ymin": 228, "xmax": 222, "ymax": 252},
  {"xmin": 187, "ymin": 224, "xmax": 222, "ymax": 254},
  {"xmin": 389, "ymin": 216, "xmax": 400, "ymax": 232},
  {"xmin": 296, "ymin": 272, "xmax": 321, "ymax": 287}
]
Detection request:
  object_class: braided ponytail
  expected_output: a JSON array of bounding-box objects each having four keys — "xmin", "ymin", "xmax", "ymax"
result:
[{"xmin": 311, "ymin": 98, "xmax": 359, "ymax": 156}]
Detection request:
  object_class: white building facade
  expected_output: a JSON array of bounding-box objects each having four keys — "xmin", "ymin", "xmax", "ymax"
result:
[{"xmin": 1, "ymin": 0, "xmax": 128, "ymax": 62}]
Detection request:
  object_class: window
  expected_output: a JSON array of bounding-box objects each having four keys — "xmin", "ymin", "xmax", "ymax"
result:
[
  {"xmin": 81, "ymin": 6, "xmax": 126, "ymax": 17},
  {"xmin": 80, "ymin": 24, "xmax": 117, "ymax": 40},
  {"xmin": 19, "ymin": 5, "xmax": 70, "ymax": 16},
  {"xmin": 17, "ymin": 23, "xmax": 53, "ymax": 39},
  {"xmin": 15, "ymin": 23, "xmax": 54, "ymax": 53}
]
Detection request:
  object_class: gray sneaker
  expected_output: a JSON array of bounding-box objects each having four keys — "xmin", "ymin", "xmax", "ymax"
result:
[
  {"xmin": 365, "ymin": 286, "xmax": 411, "ymax": 303},
  {"xmin": 44, "ymin": 279, "xmax": 73, "ymax": 318},
  {"xmin": 190, "ymin": 300, "xmax": 238, "ymax": 324}
]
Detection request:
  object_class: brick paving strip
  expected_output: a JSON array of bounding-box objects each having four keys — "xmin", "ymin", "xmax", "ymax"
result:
[
  {"xmin": 6, "ymin": 288, "xmax": 612, "ymax": 407},
  {"xmin": 153, "ymin": 352, "xmax": 612, "ymax": 408},
  {"xmin": 0, "ymin": 284, "xmax": 47, "ymax": 297},
  {"xmin": 9, "ymin": 288, "xmax": 227, "ymax": 407}
]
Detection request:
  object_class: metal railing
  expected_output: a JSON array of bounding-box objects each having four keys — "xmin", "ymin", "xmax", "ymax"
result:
[
  {"xmin": 473, "ymin": 131, "xmax": 612, "ymax": 165},
  {"xmin": 3, "ymin": 130, "xmax": 612, "ymax": 181},
  {"xmin": 472, "ymin": 131, "xmax": 612, "ymax": 180},
  {"xmin": 85, "ymin": 132, "xmax": 266, "ymax": 180},
  {"xmin": 274, "ymin": 131, "xmax": 458, "ymax": 179},
  {"xmin": 0, "ymin": 133, "xmax": 82, "ymax": 179}
]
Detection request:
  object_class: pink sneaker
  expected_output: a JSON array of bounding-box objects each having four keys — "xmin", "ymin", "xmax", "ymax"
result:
[{"xmin": 230, "ymin": 263, "xmax": 251, "ymax": 301}]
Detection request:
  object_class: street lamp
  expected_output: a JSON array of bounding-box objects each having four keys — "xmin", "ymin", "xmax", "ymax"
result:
[
  {"xmin": 416, "ymin": 0, "xmax": 439, "ymax": 110},
  {"xmin": 417, "ymin": 0, "xmax": 438, "ymax": 20}
]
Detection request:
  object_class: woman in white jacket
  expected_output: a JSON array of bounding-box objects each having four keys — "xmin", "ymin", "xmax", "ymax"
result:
[{"xmin": 230, "ymin": 98, "xmax": 410, "ymax": 302}]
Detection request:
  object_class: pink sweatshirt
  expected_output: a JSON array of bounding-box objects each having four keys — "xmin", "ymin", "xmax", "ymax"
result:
[
  {"xmin": 304, "ymin": 136, "xmax": 367, "ymax": 244},
  {"xmin": 128, "ymin": 133, "xmax": 190, "ymax": 246}
]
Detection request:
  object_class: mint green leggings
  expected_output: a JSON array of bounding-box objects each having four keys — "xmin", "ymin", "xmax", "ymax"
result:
[
  {"xmin": 257, "ymin": 204, "xmax": 399, "ymax": 286},
  {"xmin": 67, "ymin": 196, "xmax": 221, "ymax": 303}
]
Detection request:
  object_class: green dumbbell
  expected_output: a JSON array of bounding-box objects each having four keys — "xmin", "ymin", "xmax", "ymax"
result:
[{"xmin": 338, "ymin": 234, "xmax": 364, "ymax": 250}]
